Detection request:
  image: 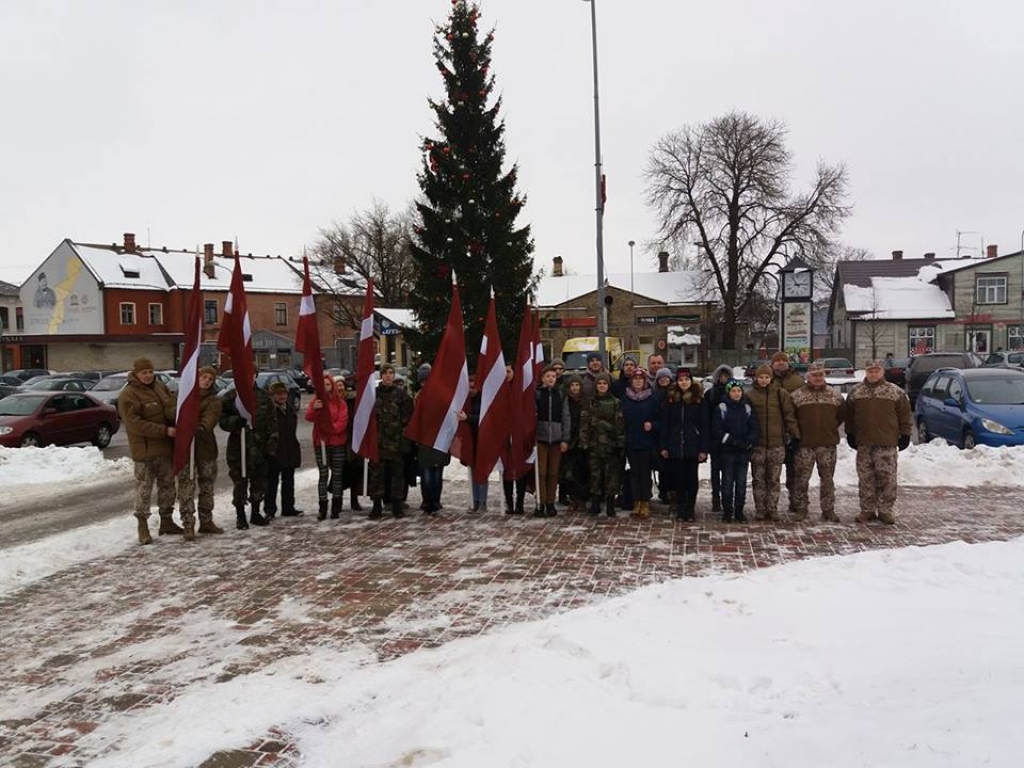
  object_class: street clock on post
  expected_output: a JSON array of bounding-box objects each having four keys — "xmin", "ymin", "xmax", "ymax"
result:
[{"xmin": 778, "ymin": 257, "xmax": 815, "ymax": 364}]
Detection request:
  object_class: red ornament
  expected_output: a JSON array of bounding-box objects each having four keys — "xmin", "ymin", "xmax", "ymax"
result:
[
  {"xmin": 446, "ymin": 34, "xmax": 453, "ymax": 41},
  {"xmin": 462, "ymin": 173, "xmax": 470, "ymax": 180}
]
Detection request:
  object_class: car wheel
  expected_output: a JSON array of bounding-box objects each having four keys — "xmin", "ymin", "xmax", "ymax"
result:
[
  {"xmin": 93, "ymin": 422, "xmax": 113, "ymax": 448},
  {"xmin": 962, "ymin": 429, "xmax": 976, "ymax": 450},
  {"xmin": 20, "ymin": 431, "xmax": 41, "ymax": 448},
  {"xmin": 917, "ymin": 417, "xmax": 931, "ymax": 444}
]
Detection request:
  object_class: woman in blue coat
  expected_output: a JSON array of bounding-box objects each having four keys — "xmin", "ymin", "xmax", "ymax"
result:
[
  {"xmin": 620, "ymin": 368, "xmax": 660, "ymax": 518},
  {"xmin": 659, "ymin": 368, "xmax": 709, "ymax": 521},
  {"xmin": 709, "ymin": 380, "xmax": 759, "ymax": 523}
]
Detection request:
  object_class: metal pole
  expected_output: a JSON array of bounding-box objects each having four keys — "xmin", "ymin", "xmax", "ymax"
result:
[
  {"xmin": 628, "ymin": 240, "xmax": 635, "ymax": 309},
  {"xmin": 1019, "ymin": 229, "xmax": 1024, "ymax": 350},
  {"xmin": 585, "ymin": 0, "xmax": 607, "ymax": 359}
]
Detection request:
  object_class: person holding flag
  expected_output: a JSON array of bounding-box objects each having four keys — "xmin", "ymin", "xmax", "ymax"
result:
[
  {"xmin": 306, "ymin": 374, "xmax": 349, "ymax": 520},
  {"xmin": 470, "ymin": 290, "xmax": 511, "ymax": 513},
  {"xmin": 175, "ymin": 366, "xmax": 223, "ymax": 539},
  {"xmin": 368, "ymin": 365, "xmax": 413, "ymax": 519}
]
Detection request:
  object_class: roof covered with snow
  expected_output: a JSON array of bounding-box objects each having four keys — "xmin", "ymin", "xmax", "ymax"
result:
[
  {"xmin": 843, "ymin": 276, "xmax": 954, "ymax": 320},
  {"xmin": 537, "ymin": 271, "xmax": 709, "ymax": 307},
  {"xmin": 71, "ymin": 244, "xmax": 172, "ymax": 291},
  {"xmin": 376, "ymin": 307, "xmax": 418, "ymax": 329}
]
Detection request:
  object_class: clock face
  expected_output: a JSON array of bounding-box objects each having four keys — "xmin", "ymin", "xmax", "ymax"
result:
[{"xmin": 783, "ymin": 270, "xmax": 812, "ymax": 298}]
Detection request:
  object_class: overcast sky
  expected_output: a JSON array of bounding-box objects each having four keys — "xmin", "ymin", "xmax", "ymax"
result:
[{"xmin": 2, "ymin": 0, "xmax": 1022, "ymax": 289}]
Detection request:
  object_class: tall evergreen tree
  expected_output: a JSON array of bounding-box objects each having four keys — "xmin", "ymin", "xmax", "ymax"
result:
[{"xmin": 409, "ymin": 0, "xmax": 536, "ymax": 364}]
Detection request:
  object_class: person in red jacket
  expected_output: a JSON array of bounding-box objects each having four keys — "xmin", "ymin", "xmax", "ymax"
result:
[{"xmin": 305, "ymin": 374, "xmax": 349, "ymax": 520}]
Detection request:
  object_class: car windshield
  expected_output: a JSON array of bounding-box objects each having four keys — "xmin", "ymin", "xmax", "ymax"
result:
[
  {"xmin": 966, "ymin": 377, "xmax": 1024, "ymax": 405},
  {"xmin": 0, "ymin": 396, "xmax": 46, "ymax": 416},
  {"xmin": 94, "ymin": 376, "xmax": 127, "ymax": 391}
]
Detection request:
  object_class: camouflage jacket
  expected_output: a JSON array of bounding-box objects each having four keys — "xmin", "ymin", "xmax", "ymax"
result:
[
  {"xmin": 375, "ymin": 383, "xmax": 413, "ymax": 461},
  {"xmin": 578, "ymin": 392, "xmax": 625, "ymax": 455}
]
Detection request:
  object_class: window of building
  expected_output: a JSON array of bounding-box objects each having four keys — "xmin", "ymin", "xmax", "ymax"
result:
[
  {"xmin": 204, "ymin": 299, "xmax": 218, "ymax": 325},
  {"xmin": 975, "ymin": 275, "xmax": 1007, "ymax": 305},
  {"xmin": 16, "ymin": 307, "xmax": 24, "ymax": 331},
  {"xmin": 148, "ymin": 303, "xmax": 163, "ymax": 325},
  {"xmin": 274, "ymin": 302, "xmax": 287, "ymax": 326},
  {"xmin": 908, "ymin": 325, "xmax": 935, "ymax": 356},
  {"xmin": 120, "ymin": 302, "xmax": 136, "ymax": 325},
  {"xmin": 1009, "ymin": 325, "xmax": 1024, "ymax": 351},
  {"xmin": 0, "ymin": 307, "xmax": 7, "ymax": 332}
]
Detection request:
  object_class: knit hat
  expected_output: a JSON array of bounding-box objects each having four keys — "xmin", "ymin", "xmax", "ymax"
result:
[
  {"xmin": 567, "ymin": 373, "xmax": 582, "ymax": 387},
  {"xmin": 771, "ymin": 351, "xmax": 790, "ymax": 364},
  {"xmin": 676, "ymin": 367, "xmax": 692, "ymax": 379},
  {"xmin": 865, "ymin": 358, "xmax": 885, "ymax": 370},
  {"xmin": 586, "ymin": 352, "xmax": 603, "ymax": 363},
  {"xmin": 756, "ymin": 364, "xmax": 773, "ymax": 378},
  {"xmin": 631, "ymin": 368, "xmax": 647, "ymax": 380},
  {"xmin": 725, "ymin": 379, "xmax": 744, "ymax": 392},
  {"xmin": 132, "ymin": 357, "xmax": 154, "ymax": 373},
  {"xmin": 622, "ymin": 355, "xmax": 637, "ymax": 366},
  {"xmin": 655, "ymin": 367, "xmax": 672, "ymax": 381},
  {"xmin": 269, "ymin": 381, "xmax": 287, "ymax": 394},
  {"xmin": 199, "ymin": 365, "xmax": 217, "ymax": 379},
  {"xmin": 594, "ymin": 372, "xmax": 612, "ymax": 386}
]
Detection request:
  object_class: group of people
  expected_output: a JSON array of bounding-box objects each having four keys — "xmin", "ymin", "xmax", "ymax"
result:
[{"xmin": 119, "ymin": 347, "xmax": 914, "ymax": 545}]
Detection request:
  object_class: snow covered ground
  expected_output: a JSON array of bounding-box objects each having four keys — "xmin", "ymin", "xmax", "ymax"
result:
[
  {"xmin": 75, "ymin": 536, "xmax": 1024, "ymax": 768},
  {"xmin": 1, "ymin": 444, "xmax": 132, "ymax": 487}
]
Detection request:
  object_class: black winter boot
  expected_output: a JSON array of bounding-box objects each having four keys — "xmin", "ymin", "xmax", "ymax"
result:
[
  {"xmin": 734, "ymin": 507, "xmax": 748, "ymax": 523},
  {"xmin": 588, "ymin": 499, "xmax": 601, "ymax": 516},
  {"xmin": 546, "ymin": 503, "xmax": 557, "ymax": 517},
  {"xmin": 514, "ymin": 490, "xmax": 526, "ymax": 515},
  {"xmin": 721, "ymin": 505, "xmax": 734, "ymax": 524},
  {"xmin": 369, "ymin": 499, "xmax": 383, "ymax": 519},
  {"xmin": 605, "ymin": 496, "xmax": 616, "ymax": 518},
  {"xmin": 158, "ymin": 511, "xmax": 184, "ymax": 536},
  {"xmin": 392, "ymin": 500, "xmax": 405, "ymax": 519},
  {"xmin": 331, "ymin": 497, "xmax": 343, "ymax": 519},
  {"xmin": 235, "ymin": 505, "xmax": 249, "ymax": 530},
  {"xmin": 712, "ymin": 495, "xmax": 722, "ymax": 514},
  {"xmin": 318, "ymin": 499, "xmax": 328, "ymax": 521},
  {"xmin": 350, "ymin": 490, "xmax": 363, "ymax": 511},
  {"xmin": 249, "ymin": 501, "xmax": 269, "ymax": 527}
]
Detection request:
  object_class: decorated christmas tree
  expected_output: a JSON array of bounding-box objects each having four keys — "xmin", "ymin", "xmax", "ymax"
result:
[{"xmin": 409, "ymin": 0, "xmax": 537, "ymax": 364}]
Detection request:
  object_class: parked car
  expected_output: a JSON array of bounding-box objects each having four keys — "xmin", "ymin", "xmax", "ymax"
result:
[
  {"xmin": 813, "ymin": 357, "xmax": 855, "ymax": 376},
  {"xmin": 262, "ymin": 368, "xmax": 309, "ymax": 399},
  {"xmin": 906, "ymin": 352, "xmax": 983, "ymax": 408},
  {"xmin": 981, "ymin": 351, "xmax": 1024, "ymax": 369},
  {"xmin": 914, "ymin": 367, "xmax": 1024, "ymax": 448},
  {"xmin": 884, "ymin": 356, "xmax": 911, "ymax": 389},
  {"xmin": 4, "ymin": 368, "xmax": 53, "ymax": 382},
  {"xmin": 62, "ymin": 370, "xmax": 119, "ymax": 381},
  {"xmin": 156, "ymin": 370, "xmax": 182, "ymax": 393},
  {"xmin": 288, "ymin": 367, "xmax": 314, "ymax": 393},
  {"xmin": 0, "ymin": 392, "xmax": 120, "ymax": 448},
  {"xmin": 0, "ymin": 378, "xmax": 20, "ymax": 400},
  {"xmin": 221, "ymin": 371, "xmax": 301, "ymax": 410},
  {"xmin": 18, "ymin": 377, "xmax": 96, "ymax": 393},
  {"xmin": 89, "ymin": 371, "xmax": 176, "ymax": 407}
]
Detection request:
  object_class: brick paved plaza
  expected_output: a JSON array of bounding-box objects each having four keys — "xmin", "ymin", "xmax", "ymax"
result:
[{"xmin": 2, "ymin": 483, "xmax": 1022, "ymax": 767}]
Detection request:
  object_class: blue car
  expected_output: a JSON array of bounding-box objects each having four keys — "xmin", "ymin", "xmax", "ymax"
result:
[{"xmin": 914, "ymin": 367, "xmax": 1024, "ymax": 448}]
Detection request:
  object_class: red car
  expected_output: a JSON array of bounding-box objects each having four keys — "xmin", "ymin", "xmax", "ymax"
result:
[{"xmin": 0, "ymin": 392, "xmax": 120, "ymax": 448}]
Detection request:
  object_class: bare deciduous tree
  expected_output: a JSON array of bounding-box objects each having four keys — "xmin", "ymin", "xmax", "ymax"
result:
[
  {"xmin": 817, "ymin": 244, "xmax": 874, "ymax": 300},
  {"xmin": 645, "ymin": 111, "xmax": 851, "ymax": 349},
  {"xmin": 308, "ymin": 200, "xmax": 416, "ymax": 329}
]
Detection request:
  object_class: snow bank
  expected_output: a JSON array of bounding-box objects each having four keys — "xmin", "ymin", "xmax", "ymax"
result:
[
  {"xmin": 82, "ymin": 537, "xmax": 1024, "ymax": 768},
  {"xmin": 0, "ymin": 445, "xmax": 131, "ymax": 487}
]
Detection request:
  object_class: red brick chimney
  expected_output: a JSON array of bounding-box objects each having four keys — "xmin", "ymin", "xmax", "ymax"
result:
[
  {"xmin": 891, "ymin": 250, "xmax": 903, "ymax": 261},
  {"xmin": 222, "ymin": 241, "xmax": 233, "ymax": 258},
  {"xmin": 203, "ymin": 243, "xmax": 216, "ymax": 279},
  {"xmin": 658, "ymin": 251, "xmax": 670, "ymax": 273},
  {"xmin": 123, "ymin": 232, "xmax": 136, "ymax": 252},
  {"xmin": 986, "ymin": 244, "xmax": 998, "ymax": 259},
  {"xmin": 552, "ymin": 255, "xmax": 563, "ymax": 277}
]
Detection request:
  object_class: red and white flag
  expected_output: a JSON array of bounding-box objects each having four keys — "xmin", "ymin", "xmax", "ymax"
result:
[
  {"xmin": 405, "ymin": 274, "xmax": 472, "ymax": 463},
  {"xmin": 295, "ymin": 257, "xmax": 325, "ymax": 404},
  {"xmin": 351, "ymin": 279, "xmax": 379, "ymax": 463},
  {"xmin": 173, "ymin": 256, "xmax": 203, "ymax": 474},
  {"xmin": 531, "ymin": 307, "xmax": 545, "ymax": 380},
  {"xmin": 509, "ymin": 302, "xmax": 538, "ymax": 478},
  {"xmin": 217, "ymin": 254, "xmax": 256, "ymax": 425},
  {"xmin": 473, "ymin": 291, "xmax": 510, "ymax": 483}
]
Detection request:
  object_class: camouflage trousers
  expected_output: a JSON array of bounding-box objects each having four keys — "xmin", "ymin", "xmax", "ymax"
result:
[
  {"xmin": 588, "ymin": 451, "xmax": 624, "ymax": 499},
  {"xmin": 176, "ymin": 459, "xmax": 218, "ymax": 526},
  {"xmin": 368, "ymin": 457, "xmax": 405, "ymax": 501},
  {"xmin": 228, "ymin": 465, "xmax": 266, "ymax": 509},
  {"xmin": 132, "ymin": 457, "xmax": 176, "ymax": 520},
  {"xmin": 792, "ymin": 446, "xmax": 837, "ymax": 518},
  {"xmin": 855, "ymin": 445, "xmax": 899, "ymax": 518},
  {"xmin": 750, "ymin": 445, "xmax": 785, "ymax": 519}
]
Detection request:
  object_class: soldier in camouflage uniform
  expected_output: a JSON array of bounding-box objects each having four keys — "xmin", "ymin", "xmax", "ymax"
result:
[
  {"xmin": 368, "ymin": 365, "xmax": 414, "ymax": 519},
  {"xmin": 175, "ymin": 366, "xmax": 224, "ymax": 540},
  {"xmin": 790, "ymin": 362, "xmax": 846, "ymax": 522},
  {"xmin": 771, "ymin": 351, "xmax": 805, "ymax": 514},
  {"xmin": 578, "ymin": 372, "xmax": 625, "ymax": 517},
  {"xmin": 746, "ymin": 364, "xmax": 800, "ymax": 521},
  {"xmin": 219, "ymin": 379, "xmax": 271, "ymax": 530},
  {"xmin": 845, "ymin": 359, "xmax": 913, "ymax": 524}
]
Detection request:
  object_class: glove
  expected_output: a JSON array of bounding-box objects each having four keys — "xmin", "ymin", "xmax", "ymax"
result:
[
  {"xmin": 788, "ymin": 437, "xmax": 801, "ymax": 453},
  {"xmin": 898, "ymin": 434, "xmax": 910, "ymax": 452},
  {"xmin": 846, "ymin": 434, "xmax": 857, "ymax": 451}
]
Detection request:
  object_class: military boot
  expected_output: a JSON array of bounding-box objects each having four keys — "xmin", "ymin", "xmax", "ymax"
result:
[
  {"xmin": 235, "ymin": 505, "xmax": 249, "ymax": 530},
  {"xmin": 605, "ymin": 496, "xmax": 616, "ymax": 518},
  {"xmin": 318, "ymin": 499, "xmax": 328, "ymax": 521},
  {"xmin": 197, "ymin": 516, "xmax": 224, "ymax": 534},
  {"xmin": 136, "ymin": 516, "xmax": 153, "ymax": 545},
  {"xmin": 249, "ymin": 501, "xmax": 269, "ymax": 527},
  {"xmin": 638, "ymin": 501, "xmax": 650, "ymax": 519},
  {"xmin": 821, "ymin": 510, "xmax": 840, "ymax": 522},
  {"xmin": 183, "ymin": 522, "xmax": 196, "ymax": 541},
  {"xmin": 878, "ymin": 511, "xmax": 897, "ymax": 525},
  {"xmin": 369, "ymin": 499, "xmax": 383, "ymax": 519},
  {"xmin": 330, "ymin": 497, "xmax": 343, "ymax": 519},
  {"xmin": 630, "ymin": 501, "xmax": 641, "ymax": 519},
  {"xmin": 158, "ymin": 511, "xmax": 184, "ymax": 536}
]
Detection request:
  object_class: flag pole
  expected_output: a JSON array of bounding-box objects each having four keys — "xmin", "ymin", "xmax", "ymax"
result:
[
  {"xmin": 189, "ymin": 439, "xmax": 195, "ymax": 479},
  {"xmin": 241, "ymin": 426, "xmax": 247, "ymax": 479},
  {"xmin": 533, "ymin": 440, "xmax": 541, "ymax": 510}
]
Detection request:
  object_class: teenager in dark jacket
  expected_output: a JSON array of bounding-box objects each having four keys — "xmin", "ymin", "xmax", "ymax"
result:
[
  {"xmin": 535, "ymin": 365, "xmax": 571, "ymax": 517},
  {"xmin": 705, "ymin": 363, "xmax": 734, "ymax": 514},
  {"xmin": 263, "ymin": 381, "xmax": 304, "ymax": 518},
  {"xmin": 659, "ymin": 368, "xmax": 709, "ymax": 521},
  {"xmin": 621, "ymin": 368, "xmax": 660, "ymax": 518},
  {"xmin": 710, "ymin": 380, "xmax": 759, "ymax": 523}
]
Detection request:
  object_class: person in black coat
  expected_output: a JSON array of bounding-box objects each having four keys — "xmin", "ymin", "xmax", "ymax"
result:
[
  {"xmin": 705, "ymin": 364, "xmax": 734, "ymax": 513},
  {"xmin": 621, "ymin": 368, "xmax": 660, "ymax": 518},
  {"xmin": 264, "ymin": 382, "xmax": 304, "ymax": 517},
  {"xmin": 659, "ymin": 368, "xmax": 708, "ymax": 521},
  {"xmin": 710, "ymin": 380, "xmax": 759, "ymax": 523}
]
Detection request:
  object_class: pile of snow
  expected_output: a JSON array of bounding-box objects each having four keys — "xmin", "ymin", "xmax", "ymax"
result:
[
  {"xmin": 81, "ymin": 537, "xmax": 1024, "ymax": 768},
  {"xmin": 0, "ymin": 445, "xmax": 131, "ymax": 486}
]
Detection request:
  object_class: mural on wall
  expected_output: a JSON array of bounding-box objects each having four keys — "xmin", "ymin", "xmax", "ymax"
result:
[{"xmin": 20, "ymin": 247, "xmax": 102, "ymax": 335}]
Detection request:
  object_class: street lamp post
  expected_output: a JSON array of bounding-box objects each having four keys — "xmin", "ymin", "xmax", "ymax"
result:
[
  {"xmin": 628, "ymin": 239, "xmax": 635, "ymax": 308},
  {"xmin": 582, "ymin": 0, "xmax": 606, "ymax": 358}
]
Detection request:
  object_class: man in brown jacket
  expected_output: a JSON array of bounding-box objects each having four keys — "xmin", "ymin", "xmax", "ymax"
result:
[
  {"xmin": 845, "ymin": 359, "xmax": 913, "ymax": 524},
  {"xmin": 175, "ymin": 366, "xmax": 224, "ymax": 540},
  {"xmin": 790, "ymin": 362, "xmax": 846, "ymax": 522},
  {"xmin": 118, "ymin": 357, "xmax": 177, "ymax": 544},
  {"xmin": 747, "ymin": 364, "xmax": 800, "ymax": 521}
]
